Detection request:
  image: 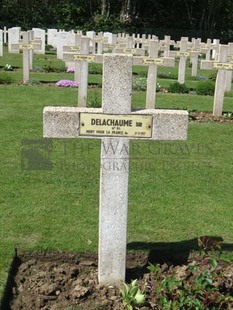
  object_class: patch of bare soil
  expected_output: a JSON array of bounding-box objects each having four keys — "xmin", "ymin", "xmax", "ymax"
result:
[
  {"xmin": 1, "ymin": 250, "xmax": 233, "ymax": 310},
  {"xmin": 189, "ymin": 111, "xmax": 233, "ymax": 123}
]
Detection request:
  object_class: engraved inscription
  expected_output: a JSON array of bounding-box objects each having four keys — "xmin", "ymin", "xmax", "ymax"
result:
[{"xmin": 80, "ymin": 113, "xmax": 152, "ymax": 138}]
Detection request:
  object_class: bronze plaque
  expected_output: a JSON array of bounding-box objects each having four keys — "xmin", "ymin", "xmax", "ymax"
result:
[
  {"xmin": 213, "ymin": 62, "xmax": 233, "ymax": 70},
  {"xmin": 80, "ymin": 113, "xmax": 152, "ymax": 138},
  {"xmin": 143, "ymin": 58, "xmax": 164, "ymax": 65},
  {"xmin": 19, "ymin": 44, "xmax": 33, "ymax": 49},
  {"xmin": 176, "ymin": 52, "xmax": 190, "ymax": 57},
  {"xmin": 73, "ymin": 55, "xmax": 95, "ymax": 62}
]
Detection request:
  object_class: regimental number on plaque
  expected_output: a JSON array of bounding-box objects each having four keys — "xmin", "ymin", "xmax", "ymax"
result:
[
  {"xmin": 80, "ymin": 113, "xmax": 152, "ymax": 138},
  {"xmin": 213, "ymin": 62, "xmax": 233, "ymax": 70}
]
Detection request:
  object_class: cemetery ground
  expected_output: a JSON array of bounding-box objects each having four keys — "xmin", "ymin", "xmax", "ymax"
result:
[{"xmin": 0, "ymin": 45, "xmax": 233, "ymax": 309}]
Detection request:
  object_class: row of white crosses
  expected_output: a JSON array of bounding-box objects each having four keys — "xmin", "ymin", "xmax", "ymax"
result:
[
  {"xmin": 63, "ymin": 35, "xmax": 233, "ymax": 118},
  {"xmin": 11, "ymin": 31, "xmax": 42, "ymax": 83},
  {"xmin": 63, "ymin": 36, "xmax": 175, "ymax": 108},
  {"xmin": 169, "ymin": 37, "xmax": 221, "ymax": 83},
  {"xmin": 63, "ymin": 33, "xmax": 180, "ymax": 61},
  {"xmin": 63, "ymin": 35, "xmax": 223, "ymax": 89},
  {"xmin": 4, "ymin": 26, "xmax": 222, "ymax": 60},
  {"xmin": 43, "ymin": 53, "xmax": 189, "ymax": 285},
  {"xmin": 201, "ymin": 43, "xmax": 233, "ymax": 116}
]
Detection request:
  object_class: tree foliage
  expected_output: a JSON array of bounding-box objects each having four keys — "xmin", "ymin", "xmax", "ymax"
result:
[{"xmin": 0, "ymin": 0, "xmax": 233, "ymax": 41}]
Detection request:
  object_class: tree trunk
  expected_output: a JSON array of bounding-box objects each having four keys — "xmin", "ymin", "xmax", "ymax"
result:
[
  {"xmin": 101, "ymin": 0, "xmax": 110, "ymax": 16},
  {"xmin": 120, "ymin": 0, "xmax": 132, "ymax": 22}
]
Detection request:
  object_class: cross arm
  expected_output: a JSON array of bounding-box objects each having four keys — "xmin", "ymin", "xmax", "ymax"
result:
[
  {"xmin": 133, "ymin": 56, "xmax": 175, "ymax": 67},
  {"xmin": 43, "ymin": 107, "xmax": 188, "ymax": 140},
  {"xmin": 11, "ymin": 41, "xmax": 41, "ymax": 52},
  {"xmin": 63, "ymin": 46, "xmax": 80, "ymax": 53},
  {"xmin": 200, "ymin": 60, "xmax": 215, "ymax": 70},
  {"xmin": 63, "ymin": 53, "xmax": 103, "ymax": 64},
  {"xmin": 133, "ymin": 109, "xmax": 188, "ymax": 140}
]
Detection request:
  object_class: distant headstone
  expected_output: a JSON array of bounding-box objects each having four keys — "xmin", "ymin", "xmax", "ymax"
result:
[
  {"xmin": 86, "ymin": 31, "xmax": 96, "ymax": 39},
  {"xmin": 8, "ymin": 27, "xmax": 21, "ymax": 53},
  {"xmin": 47, "ymin": 29, "xmax": 58, "ymax": 48},
  {"xmin": 103, "ymin": 32, "xmax": 113, "ymax": 44},
  {"xmin": 43, "ymin": 54, "xmax": 189, "ymax": 285},
  {"xmin": 63, "ymin": 34, "xmax": 82, "ymax": 72},
  {"xmin": 86, "ymin": 31, "xmax": 96, "ymax": 48},
  {"xmin": 57, "ymin": 31, "xmax": 75, "ymax": 59},
  {"xmin": 32, "ymin": 28, "xmax": 45, "ymax": 54}
]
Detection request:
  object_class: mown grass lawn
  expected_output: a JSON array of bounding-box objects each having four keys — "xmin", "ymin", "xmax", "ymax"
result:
[{"xmin": 0, "ymin": 46, "xmax": 233, "ymax": 299}]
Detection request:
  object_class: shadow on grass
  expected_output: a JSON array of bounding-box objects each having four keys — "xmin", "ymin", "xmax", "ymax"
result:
[
  {"xmin": 0, "ymin": 251, "xmax": 20, "ymax": 310},
  {"xmin": 126, "ymin": 236, "xmax": 233, "ymax": 280}
]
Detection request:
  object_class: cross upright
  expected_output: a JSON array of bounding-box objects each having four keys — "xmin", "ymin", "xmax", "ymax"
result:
[
  {"xmin": 200, "ymin": 38, "xmax": 212, "ymax": 61},
  {"xmin": 43, "ymin": 54, "xmax": 188, "ymax": 285},
  {"xmin": 190, "ymin": 38, "xmax": 201, "ymax": 77},
  {"xmin": 63, "ymin": 36, "xmax": 103, "ymax": 107},
  {"xmin": 177, "ymin": 37, "xmax": 189, "ymax": 84},
  {"xmin": 160, "ymin": 35, "xmax": 175, "ymax": 57},
  {"xmin": 141, "ymin": 40, "xmax": 175, "ymax": 108},
  {"xmin": 11, "ymin": 31, "xmax": 41, "ymax": 83},
  {"xmin": 201, "ymin": 44, "xmax": 231, "ymax": 116}
]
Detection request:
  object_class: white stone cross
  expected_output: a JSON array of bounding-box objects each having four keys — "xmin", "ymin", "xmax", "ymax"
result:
[
  {"xmin": 201, "ymin": 44, "xmax": 232, "ymax": 116},
  {"xmin": 170, "ymin": 37, "xmax": 190, "ymax": 84},
  {"xmin": 63, "ymin": 37, "xmax": 102, "ymax": 107},
  {"xmin": 200, "ymin": 38, "xmax": 212, "ymax": 61},
  {"xmin": 142, "ymin": 40, "xmax": 175, "ymax": 108},
  {"xmin": 190, "ymin": 39, "xmax": 201, "ymax": 77},
  {"xmin": 212, "ymin": 39, "xmax": 220, "ymax": 60},
  {"xmin": 43, "ymin": 55, "xmax": 188, "ymax": 285},
  {"xmin": 177, "ymin": 38, "xmax": 189, "ymax": 84},
  {"xmin": 92, "ymin": 32, "xmax": 105, "ymax": 55},
  {"xmin": 159, "ymin": 35, "xmax": 175, "ymax": 57},
  {"xmin": 11, "ymin": 31, "xmax": 41, "ymax": 83}
]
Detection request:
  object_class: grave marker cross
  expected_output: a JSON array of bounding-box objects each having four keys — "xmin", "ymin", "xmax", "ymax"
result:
[
  {"xmin": 43, "ymin": 54, "xmax": 188, "ymax": 285},
  {"xmin": 201, "ymin": 45, "xmax": 231, "ymax": 116},
  {"xmin": 11, "ymin": 31, "xmax": 41, "ymax": 83}
]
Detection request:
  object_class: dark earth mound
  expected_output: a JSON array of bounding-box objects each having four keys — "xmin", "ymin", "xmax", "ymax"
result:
[{"xmin": 1, "ymin": 249, "xmax": 233, "ymax": 310}]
